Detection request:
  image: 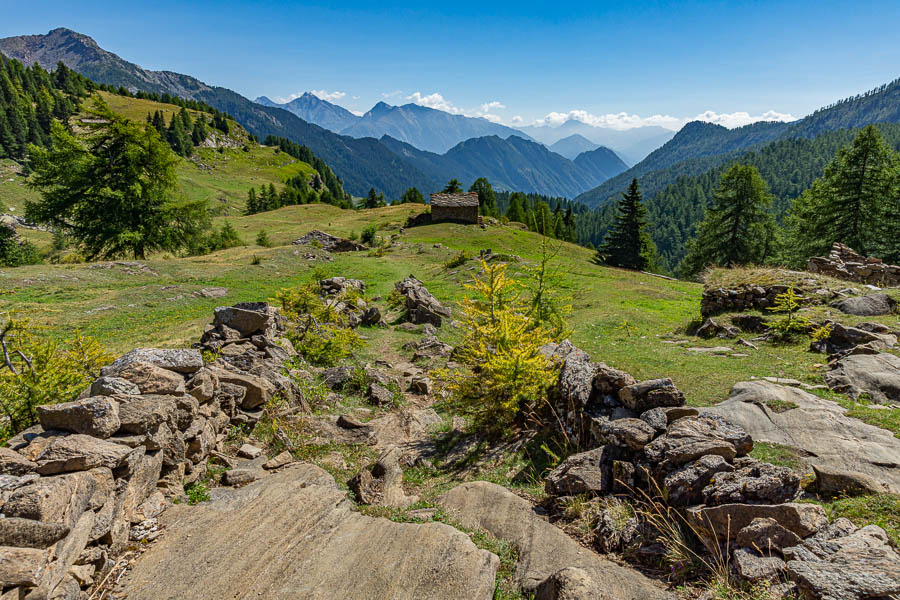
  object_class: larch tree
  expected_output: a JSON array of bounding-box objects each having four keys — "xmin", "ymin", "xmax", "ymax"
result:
[
  {"xmin": 26, "ymin": 97, "xmax": 209, "ymax": 260},
  {"xmin": 596, "ymin": 178, "xmax": 657, "ymax": 271},
  {"xmin": 469, "ymin": 177, "xmax": 496, "ymax": 216},
  {"xmin": 442, "ymin": 179, "xmax": 463, "ymax": 193},
  {"xmin": 678, "ymin": 164, "xmax": 775, "ymax": 277}
]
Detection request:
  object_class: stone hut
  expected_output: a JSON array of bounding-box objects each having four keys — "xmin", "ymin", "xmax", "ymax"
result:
[{"xmin": 429, "ymin": 192, "xmax": 479, "ymax": 224}]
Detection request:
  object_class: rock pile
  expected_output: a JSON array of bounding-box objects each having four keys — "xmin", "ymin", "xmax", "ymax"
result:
[
  {"xmin": 394, "ymin": 276, "xmax": 451, "ymax": 326},
  {"xmin": 544, "ymin": 340, "xmax": 900, "ymax": 598},
  {"xmin": 700, "ymin": 284, "xmax": 805, "ymax": 317},
  {"xmin": 0, "ymin": 302, "xmax": 306, "ymax": 599},
  {"xmin": 808, "ymin": 242, "xmax": 900, "ymax": 287},
  {"xmin": 291, "ymin": 229, "xmax": 366, "ymax": 252}
]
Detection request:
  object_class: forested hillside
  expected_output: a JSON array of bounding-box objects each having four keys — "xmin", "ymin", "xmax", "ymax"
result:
[{"xmin": 576, "ymin": 123, "xmax": 900, "ymax": 271}]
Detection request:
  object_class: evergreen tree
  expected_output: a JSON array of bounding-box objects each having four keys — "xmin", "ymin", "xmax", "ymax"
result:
[
  {"xmin": 787, "ymin": 125, "xmax": 900, "ymax": 261},
  {"xmin": 506, "ymin": 192, "xmax": 527, "ymax": 223},
  {"xmin": 246, "ymin": 187, "xmax": 258, "ymax": 215},
  {"xmin": 468, "ymin": 178, "xmax": 496, "ymax": 216},
  {"xmin": 365, "ymin": 187, "xmax": 382, "ymax": 209},
  {"xmin": 26, "ymin": 98, "xmax": 209, "ymax": 260},
  {"xmin": 442, "ymin": 179, "xmax": 463, "ymax": 193},
  {"xmin": 678, "ymin": 164, "xmax": 775, "ymax": 277},
  {"xmin": 596, "ymin": 179, "xmax": 657, "ymax": 271},
  {"xmin": 400, "ymin": 187, "xmax": 424, "ymax": 204}
]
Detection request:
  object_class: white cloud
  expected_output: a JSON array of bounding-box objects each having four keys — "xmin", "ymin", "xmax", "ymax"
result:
[
  {"xmin": 511, "ymin": 115, "xmax": 524, "ymax": 124},
  {"xmin": 529, "ymin": 108, "xmax": 797, "ymax": 131},
  {"xmin": 309, "ymin": 89, "xmax": 347, "ymax": 102},
  {"xmin": 381, "ymin": 90, "xmax": 403, "ymax": 99},
  {"xmin": 349, "ymin": 109, "xmax": 365, "ymax": 117},
  {"xmin": 480, "ymin": 101, "xmax": 506, "ymax": 112},
  {"xmin": 407, "ymin": 92, "xmax": 464, "ymax": 114}
]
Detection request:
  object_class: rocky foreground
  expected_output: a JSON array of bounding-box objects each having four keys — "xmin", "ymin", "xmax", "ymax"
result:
[{"xmin": 1, "ymin": 276, "xmax": 899, "ymax": 600}]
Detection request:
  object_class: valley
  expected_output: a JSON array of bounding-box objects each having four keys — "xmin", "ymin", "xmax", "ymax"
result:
[{"xmin": 2, "ymin": 14, "xmax": 900, "ymax": 600}]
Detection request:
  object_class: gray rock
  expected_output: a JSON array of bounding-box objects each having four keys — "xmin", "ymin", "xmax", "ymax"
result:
[
  {"xmin": 4, "ymin": 471, "xmax": 96, "ymax": 527},
  {"xmin": 0, "ymin": 447, "xmax": 37, "ymax": 476},
  {"xmin": 349, "ymin": 446, "xmax": 417, "ymax": 508},
  {"xmin": 263, "ymin": 451, "xmax": 292, "ymax": 470},
  {"xmin": 545, "ymin": 446, "xmax": 615, "ymax": 497},
  {"xmin": 34, "ymin": 434, "xmax": 133, "ymax": 475},
  {"xmin": 598, "ymin": 418, "xmax": 657, "ymax": 450},
  {"xmin": 825, "ymin": 352, "xmax": 900, "ymax": 404},
  {"xmin": 90, "ymin": 376, "xmax": 140, "ymax": 396},
  {"xmin": 662, "ymin": 454, "xmax": 733, "ymax": 507},
  {"xmin": 702, "ymin": 458, "xmax": 800, "ymax": 505},
  {"xmin": 686, "ymin": 503, "xmax": 827, "ymax": 550},
  {"xmin": 409, "ymin": 375, "xmax": 433, "ymax": 395},
  {"xmin": 222, "ymin": 467, "xmax": 262, "ymax": 487},
  {"xmin": 409, "ymin": 335, "xmax": 453, "ymax": 360},
  {"xmin": 113, "ymin": 361, "xmax": 186, "ymax": 395},
  {"xmin": 114, "ymin": 394, "xmax": 177, "ymax": 435},
  {"xmin": 117, "ymin": 465, "xmax": 498, "ymax": 600},
  {"xmin": 367, "ymin": 383, "xmax": 395, "ymax": 406},
  {"xmin": 106, "ymin": 348, "xmax": 203, "ymax": 374},
  {"xmin": 732, "ymin": 547, "xmax": 784, "ymax": 583},
  {"xmin": 209, "ymin": 367, "xmax": 274, "ymax": 410},
  {"xmin": 0, "ymin": 518, "xmax": 69, "ymax": 549},
  {"xmin": 237, "ymin": 444, "xmax": 263, "ymax": 459},
  {"xmin": 438, "ymin": 481, "xmax": 671, "ymax": 598},
  {"xmin": 36, "ymin": 397, "xmax": 120, "ymax": 439},
  {"xmin": 619, "ymin": 378, "xmax": 685, "ymax": 413},
  {"xmin": 785, "ymin": 522, "xmax": 900, "ymax": 600},
  {"xmin": 643, "ymin": 415, "xmax": 750, "ymax": 468},
  {"xmin": 736, "ymin": 518, "xmax": 801, "ymax": 555},
  {"xmin": 0, "ymin": 546, "xmax": 47, "ymax": 587},
  {"xmin": 831, "ymin": 293, "xmax": 897, "ymax": 316},
  {"xmin": 708, "ymin": 381, "xmax": 900, "ymax": 494},
  {"xmin": 395, "ymin": 277, "xmax": 451, "ymax": 326}
]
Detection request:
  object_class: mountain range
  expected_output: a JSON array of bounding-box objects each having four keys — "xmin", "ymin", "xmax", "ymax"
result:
[
  {"xmin": 520, "ymin": 120, "xmax": 677, "ymax": 164},
  {"xmin": 258, "ymin": 94, "xmax": 534, "ymax": 154},
  {"xmin": 575, "ymin": 77, "xmax": 900, "ymax": 208},
  {"xmin": 0, "ymin": 28, "xmax": 630, "ymax": 199}
]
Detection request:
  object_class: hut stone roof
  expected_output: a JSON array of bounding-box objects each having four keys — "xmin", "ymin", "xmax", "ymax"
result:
[{"xmin": 430, "ymin": 192, "xmax": 479, "ymax": 207}]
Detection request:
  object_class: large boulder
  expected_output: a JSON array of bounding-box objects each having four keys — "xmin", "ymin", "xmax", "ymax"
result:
[
  {"xmin": 348, "ymin": 446, "xmax": 416, "ymax": 508},
  {"xmin": 116, "ymin": 464, "xmax": 498, "ymax": 600},
  {"xmin": 112, "ymin": 361, "xmax": 186, "ymax": 395},
  {"xmin": 785, "ymin": 519, "xmax": 900, "ymax": 600},
  {"xmin": 36, "ymin": 397, "xmax": 120, "ymax": 439},
  {"xmin": 212, "ymin": 302, "xmax": 282, "ymax": 338},
  {"xmin": 701, "ymin": 457, "xmax": 800, "ymax": 505},
  {"xmin": 708, "ymin": 381, "xmax": 900, "ymax": 494},
  {"xmin": 686, "ymin": 503, "xmax": 827, "ymax": 548},
  {"xmin": 4, "ymin": 471, "xmax": 96, "ymax": 527},
  {"xmin": 105, "ymin": 348, "xmax": 203, "ymax": 375},
  {"xmin": 824, "ymin": 352, "xmax": 900, "ymax": 404},
  {"xmin": 32, "ymin": 435, "xmax": 133, "ymax": 475},
  {"xmin": 643, "ymin": 414, "xmax": 751, "ymax": 468},
  {"xmin": 292, "ymin": 230, "xmax": 365, "ymax": 252},
  {"xmin": 831, "ymin": 293, "xmax": 897, "ymax": 316},
  {"xmin": 438, "ymin": 481, "xmax": 672, "ymax": 598},
  {"xmin": 395, "ymin": 277, "xmax": 451, "ymax": 326},
  {"xmin": 619, "ymin": 378, "xmax": 686, "ymax": 413}
]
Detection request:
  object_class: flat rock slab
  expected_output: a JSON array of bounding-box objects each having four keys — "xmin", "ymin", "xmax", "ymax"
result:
[
  {"xmin": 708, "ymin": 381, "xmax": 900, "ymax": 494},
  {"xmin": 118, "ymin": 464, "xmax": 498, "ymax": 600},
  {"xmin": 831, "ymin": 293, "xmax": 897, "ymax": 316},
  {"xmin": 438, "ymin": 481, "xmax": 672, "ymax": 598},
  {"xmin": 824, "ymin": 353, "xmax": 900, "ymax": 404}
]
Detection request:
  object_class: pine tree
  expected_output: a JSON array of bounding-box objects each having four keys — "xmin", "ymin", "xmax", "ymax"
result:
[
  {"xmin": 365, "ymin": 187, "xmax": 380, "ymax": 208},
  {"xmin": 596, "ymin": 179, "xmax": 657, "ymax": 270},
  {"xmin": 678, "ymin": 165, "xmax": 775, "ymax": 277},
  {"xmin": 442, "ymin": 179, "xmax": 463, "ymax": 193},
  {"xmin": 469, "ymin": 178, "xmax": 496, "ymax": 216},
  {"xmin": 506, "ymin": 192, "xmax": 527, "ymax": 223},
  {"xmin": 246, "ymin": 187, "xmax": 258, "ymax": 215},
  {"xmin": 787, "ymin": 125, "xmax": 900, "ymax": 261},
  {"xmin": 400, "ymin": 187, "xmax": 424, "ymax": 204}
]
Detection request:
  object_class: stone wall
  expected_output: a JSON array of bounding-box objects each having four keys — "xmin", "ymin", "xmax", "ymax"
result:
[
  {"xmin": 431, "ymin": 205, "xmax": 478, "ymax": 224},
  {"xmin": 700, "ymin": 284, "xmax": 803, "ymax": 316},
  {"xmin": 0, "ymin": 302, "xmax": 303, "ymax": 599},
  {"xmin": 808, "ymin": 242, "xmax": 900, "ymax": 287}
]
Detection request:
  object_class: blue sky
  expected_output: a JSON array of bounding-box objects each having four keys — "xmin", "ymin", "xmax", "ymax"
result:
[{"xmin": 4, "ymin": 0, "xmax": 900, "ymax": 129}]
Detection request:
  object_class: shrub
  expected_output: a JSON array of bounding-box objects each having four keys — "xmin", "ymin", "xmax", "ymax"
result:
[
  {"xmin": 348, "ymin": 230, "xmax": 359, "ymax": 241},
  {"xmin": 187, "ymin": 222, "xmax": 244, "ymax": 256},
  {"xmin": 274, "ymin": 276, "xmax": 364, "ymax": 366},
  {"xmin": 444, "ymin": 250, "xmax": 471, "ymax": 269},
  {"xmin": 256, "ymin": 230, "xmax": 273, "ymax": 247},
  {"xmin": 435, "ymin": 259, "xmax": 560, "ymax": 432},
  {"xmin": 361, "ymin": 223, "xmax": 378, "ymax": 245},
  {"xmin": 0, "ymin": 317, "xmax": 113, "ymax": 443}
]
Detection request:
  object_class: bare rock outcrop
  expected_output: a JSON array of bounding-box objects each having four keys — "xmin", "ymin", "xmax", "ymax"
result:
[{"xmin": 118, "ymin": 465, "xmax": 499, "ymax": 600}]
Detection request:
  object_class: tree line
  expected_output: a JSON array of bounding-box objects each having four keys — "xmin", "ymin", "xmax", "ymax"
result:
[
  {"xmin": 591, "ymin": 125, "xmax": 900, "ymax": 277},
  {"xmin": 146, "ymin": 107, "xmax": 230, "ymax": 157},
  {"xmin": 0, "ymin": 58, "xmax": 91, "ymax": 160}
]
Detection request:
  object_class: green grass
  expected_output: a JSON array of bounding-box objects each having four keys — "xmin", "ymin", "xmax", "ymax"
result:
[
  {"xmin": 748, "ymin": 442, "xmax": 805, "ymax": 471},
  {"xmin": 823, "ymin": 494, "xmax": 900, "ymax": 546}
]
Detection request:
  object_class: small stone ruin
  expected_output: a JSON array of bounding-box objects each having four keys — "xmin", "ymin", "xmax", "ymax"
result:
[{"xmin": 808, "ymin": 242, "xmax": 900, "ymax": 287}]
